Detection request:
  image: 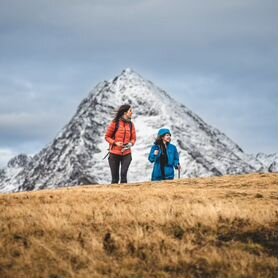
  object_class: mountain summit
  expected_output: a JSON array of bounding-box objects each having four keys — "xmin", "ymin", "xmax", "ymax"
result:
[{"xmin": 0, "ymin": 69, "xmax": 277, "ymax": 193}]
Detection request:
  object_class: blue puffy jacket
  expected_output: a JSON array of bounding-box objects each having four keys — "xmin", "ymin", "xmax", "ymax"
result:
[{"xmin": 148, "ymin": 143, "xmax": 180, "ymax": 181}]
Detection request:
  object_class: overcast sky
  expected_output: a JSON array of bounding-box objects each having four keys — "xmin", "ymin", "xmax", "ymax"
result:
[{"xmin": 0, "ymin": 0, "xmax": 277, "ymax": 167}]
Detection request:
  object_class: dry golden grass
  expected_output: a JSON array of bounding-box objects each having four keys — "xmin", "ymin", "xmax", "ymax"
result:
[{"xmin": 0, "ymin": 173, "xmax": 277, "ymax": 278}]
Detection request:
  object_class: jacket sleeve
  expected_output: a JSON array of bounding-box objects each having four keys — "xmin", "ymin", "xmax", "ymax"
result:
[
  {"xmin": 105, "ymin": 121, "xmax": 117, "ymax": 145},
  {"xmin": 173, "ymin": 146, "xmax": 180, "ymax": 169},
  {"xmin": 148, "ymin": 145, "xmax": 160, "ymax": 163},
  {"xmin": 130, "ymin": 122, "xmax": 136, "ymax": 146}
]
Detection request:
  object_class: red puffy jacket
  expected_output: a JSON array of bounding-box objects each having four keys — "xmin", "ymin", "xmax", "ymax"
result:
[{"xmin": 105, "ymin": 119, "xmax": 136, "ymax": 156}]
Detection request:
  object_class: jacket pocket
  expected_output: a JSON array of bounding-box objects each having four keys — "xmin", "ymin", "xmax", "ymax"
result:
[{"xmin": 164, "ymin": 166, "xmax": 174, "ymax": 178}]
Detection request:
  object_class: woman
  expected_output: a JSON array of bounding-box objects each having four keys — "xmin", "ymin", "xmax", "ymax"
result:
[
  {"xmin": 105, "ymin": 104, "xmax": 136, "ymax": 184},
  {"xmin": 148, "ymin": 128, "xmax": 180, "ymax": 181}
]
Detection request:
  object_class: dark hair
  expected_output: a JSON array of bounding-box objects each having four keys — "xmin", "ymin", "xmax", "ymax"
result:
[
  {"xmin": 154, "ymin": 136, "xmax": 169, "ymax": 146},
  {"xmin": 113, "ymin": 104, "xmax": 131, "ymax": 122},
  {"xmin": 154, "ymin": 137, "xmax": 169, "ymax": 159},
  {"xmin": 154, "ymin": 137, "xmax": 163, "ymax": 146}
]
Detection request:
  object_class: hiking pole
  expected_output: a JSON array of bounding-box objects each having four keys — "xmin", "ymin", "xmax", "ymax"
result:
[
  {"xmin": 103, "ymin": 146, "xmax": 112, "ymax": 160},
  {"xmin": 178, "ymin": 151, "xmax": 181, "ymax": 179},
  {"xmin": 103, "ymin": 151, "xmax": 110, "ymax": 160}
]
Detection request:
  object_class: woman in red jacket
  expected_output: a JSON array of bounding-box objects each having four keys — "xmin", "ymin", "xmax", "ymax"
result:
[{"xmin": 105, "ymin": 104, "xmax": 136, "ymax": 184}]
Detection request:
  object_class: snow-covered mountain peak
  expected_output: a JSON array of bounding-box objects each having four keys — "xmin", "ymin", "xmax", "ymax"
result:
[{"xmin": 119, "ymin": 67, "xmax": 142, "ymax": 78}]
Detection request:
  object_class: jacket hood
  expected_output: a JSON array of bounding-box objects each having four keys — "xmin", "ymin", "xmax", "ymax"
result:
[{"xmin": 157, "ymin": 128, "xmax": 171, "ymax": 137}]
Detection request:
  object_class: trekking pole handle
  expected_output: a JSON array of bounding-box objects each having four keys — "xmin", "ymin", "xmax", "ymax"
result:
[{"xmin": 177, "ymin": 165, "xmax": 181, "ymax": 179}]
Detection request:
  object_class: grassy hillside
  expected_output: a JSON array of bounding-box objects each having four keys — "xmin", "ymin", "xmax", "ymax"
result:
[{"xmin": 0, "ymin": 173, "xmax": 277, "ymax": 278}]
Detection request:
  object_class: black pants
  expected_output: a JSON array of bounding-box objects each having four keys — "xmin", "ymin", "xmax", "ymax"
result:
[{"xmin": 108, "ymin": 153, "xmax": 132, "ymax": 184}]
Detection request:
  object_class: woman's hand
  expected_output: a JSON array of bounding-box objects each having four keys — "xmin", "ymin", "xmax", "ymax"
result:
[
  {"xmin": 115, "ymin": 142, "xmax": 123, "ymax": 147},
  {"xmin": 154, "ymin": 150, "xmax": 159, "ymax": 155}
]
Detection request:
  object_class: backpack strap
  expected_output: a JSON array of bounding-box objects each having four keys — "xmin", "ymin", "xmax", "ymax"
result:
[
  {"xmin": 129, "ymin": 121, "xmax": 133, "ymax": 141},
  {"xmin": 111, "ymin": 120, "xmax": 120, "ymax": 140}
]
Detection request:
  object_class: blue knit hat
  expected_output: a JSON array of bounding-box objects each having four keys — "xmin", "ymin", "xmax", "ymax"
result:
[{"xmin": 157, "ymin": 128, "xmax": 171, "ymax": 137}]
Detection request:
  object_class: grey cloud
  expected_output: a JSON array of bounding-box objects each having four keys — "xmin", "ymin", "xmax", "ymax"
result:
[{"xmin": 0, "ymin": 112, "xmax": 64, "ymax": 141}]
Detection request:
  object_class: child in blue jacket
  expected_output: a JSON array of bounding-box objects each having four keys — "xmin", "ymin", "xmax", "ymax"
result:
[{"xmin": 148, "ymin": 128, "xmax": 181, "ymax": 181}]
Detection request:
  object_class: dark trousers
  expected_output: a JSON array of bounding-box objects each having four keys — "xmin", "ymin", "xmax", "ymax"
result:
[{"xmin": 108, "ymin": 153, "xmax": 132, "ymax": 184}]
